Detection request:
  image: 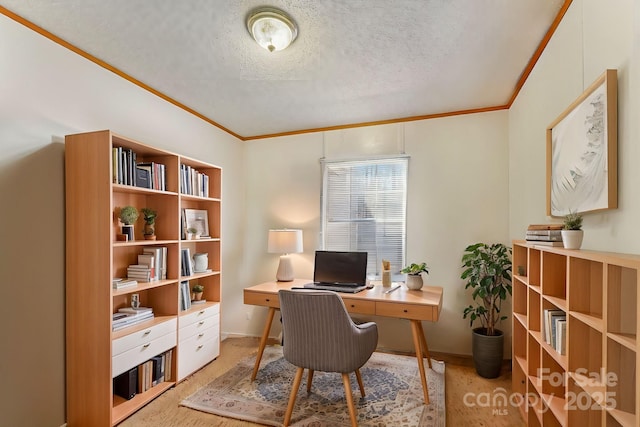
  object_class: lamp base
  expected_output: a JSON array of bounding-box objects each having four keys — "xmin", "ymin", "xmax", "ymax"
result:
[{"xmin": 276, "ymin": 254, "xmax": 295, "ymax": 282}]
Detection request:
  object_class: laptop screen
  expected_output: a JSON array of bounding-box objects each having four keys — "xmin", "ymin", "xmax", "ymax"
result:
[{"xmin": 313, "ymin": 251, "xmax": 368, "ymax": 286}]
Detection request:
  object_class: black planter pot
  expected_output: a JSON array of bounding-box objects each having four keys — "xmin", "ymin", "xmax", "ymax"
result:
[{"xmin": 472, "ymin": 327, "xmax": 504, "ymax": 378}]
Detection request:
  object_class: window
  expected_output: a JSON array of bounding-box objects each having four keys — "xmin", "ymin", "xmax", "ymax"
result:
[{"xmin": 321, "ymin": 156, "xmax": 408, "ymax": 277}]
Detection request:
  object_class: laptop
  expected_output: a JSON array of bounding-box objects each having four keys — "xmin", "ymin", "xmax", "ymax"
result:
[{"xmin": 303, "ymin": 250, "xmax": 368, "ymax": 293}]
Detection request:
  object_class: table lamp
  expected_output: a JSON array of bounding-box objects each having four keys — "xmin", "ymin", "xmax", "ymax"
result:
[{"xmin": 268, "ymin": 229, "xmax": 303, "ymax": 281}]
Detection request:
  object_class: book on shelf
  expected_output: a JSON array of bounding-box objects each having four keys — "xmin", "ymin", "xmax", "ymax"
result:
[
  {"xmin": 118, "ymin": 306, "xmax": 153, "ymax": 315},
  {"xmin": 543, "ymin": 309, "xmax": 565, "ymax": 346},
  {"xmin": 527, "ymin": 223, "xmax": 563, "ymax": 231},
  {"xmin": 113, "ymin": 278, "xmax": 138, "ymax": 289},
  {"xmin": 137, "ymin": 254, "xmax": 156, "ymax": 280},
  {"xmin": 143, "ymin": 247, "xmax": 167, "ymax": 280},
  {"xmin": 526, "ymin": 235, "xmax": 563, "ymax": 242},
  {"xmin": 151, "ymin": 354, "xmax": 165, "ymax": 385},
  {"xmin": 135, "ymin": 166, "xmax": 151, "ymax": 189},
  {"xmin": 180, "ymin": 281, "xmax": 191, "ymax": 311},
  {"xmin": 181, "ymin": 248, "xmax": 193, "ymax": 277},
  {"xmin": 526, "ymin": 230, "xmax": 562, "ymax": 236},
  {"xmin": 112, "ymin": 311, "xmax": 154, "ymax": 331},
  {"xmin": 164, "ymin": 349, "xmax": 173, "ymax": 382},
  {"xmin": 556, "ymin": 319, "xmax": 567, "ymax": 355},
  {"xmin": 532, "ymin": 241, "xmax": 564, "ymax": 247}
]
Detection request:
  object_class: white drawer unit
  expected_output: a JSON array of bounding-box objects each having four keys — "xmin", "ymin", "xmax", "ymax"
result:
[
  {"xmin": 177, "ymin": 303, "xmax": 220, "ymax": 380},
  {"xmin": 177, "ymin": 333, "xmax": 220, "ymax": 381},
  {"xmin": 112, "ymin": 330, "xmax": 177, "ymax": 377},
  {"xmin": 112, "ymin": 318, "xmax": 177, "ymax": 356}
]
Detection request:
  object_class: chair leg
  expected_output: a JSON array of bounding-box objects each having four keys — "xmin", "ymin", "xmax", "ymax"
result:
[
  {"xmin": 284, "ymin": 367, "xmax": 304, "ymax": 427},
  {"xmin": 355, "ymin": 369, "xmax": 365, "ymax": 397},
  {"xmin": 341, "ymin": 373, "xmax": 358, "ymax": 427},
  {"xmin": 306, "ymin": 369, "xmax": 314, "ymax": 393}
]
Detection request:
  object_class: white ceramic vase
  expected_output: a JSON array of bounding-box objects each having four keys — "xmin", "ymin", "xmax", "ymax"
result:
[
  {"xmin": 561, "ymin": 230, "xmax": 583, "ymax": 249},
  {"xmin": 406, "ymin": 274, "xmax": 424, "ymax": 290}
]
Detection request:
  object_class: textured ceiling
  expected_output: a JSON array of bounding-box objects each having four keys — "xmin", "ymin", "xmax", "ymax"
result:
[{"xmin": 1, "ymin": 0, "xmax": 566, "ymax": 139}]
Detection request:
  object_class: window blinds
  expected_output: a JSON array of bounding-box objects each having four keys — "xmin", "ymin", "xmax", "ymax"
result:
[{"xmin": 321, "ymin": 156, "xmax": 408, "ymax": 277}]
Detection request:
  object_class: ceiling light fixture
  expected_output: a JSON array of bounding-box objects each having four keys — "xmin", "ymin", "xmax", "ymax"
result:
[{"xmin": 246, "ymin": 8, "xmax": 298, "ymax": 52}]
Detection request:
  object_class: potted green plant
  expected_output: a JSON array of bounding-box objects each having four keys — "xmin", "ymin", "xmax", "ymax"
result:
[
  {"xmin": 191, "ymin": 284, "xmax": 204, "ymax": 301},
  {"xmin": 561, "ymin": 211, "xmax": 583, "ymax": 249},
  {"xmin": 118, "ymin": 206, "xmax": 139, "ymax": 241},
  {"xmin": 401, "ymin": 262, "xmax": 430, "ymax": 290},
  {"xmin": 186, "ymin": 227, "xmax": 198, "ymax": 240},
  {"xmin": 461, "ymin": 242, "xmax": 512, "ymax": 378},
  {"xmin": 141, "ymin": 208, "xmax": 157, "ymax": 240}
]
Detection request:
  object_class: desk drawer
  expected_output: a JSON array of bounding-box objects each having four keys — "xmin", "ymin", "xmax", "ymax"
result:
[
  {"xmin": 342, "ymin": 298, "xmax": 376, "ymax": 315},
  {"xmin": 244, "ymin": 291, "xmax": 280, "ymax": 308},
  {"xmin": 376, "ymin": 302, "xmax": 436, "ymax": 321}
]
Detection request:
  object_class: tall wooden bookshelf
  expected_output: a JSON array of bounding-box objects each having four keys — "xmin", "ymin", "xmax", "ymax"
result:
[
  {"xmin": 65, "ymin": 130, "xmax": 222, "ymax": 426},
  {"xmin": 512, "ymin": 240, "xmax": 638, "ymax": 426}
]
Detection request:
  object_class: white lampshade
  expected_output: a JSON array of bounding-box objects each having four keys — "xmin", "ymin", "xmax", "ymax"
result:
[{"xmin": 268, "ymin": 229, "xmax": 303, "ymax": 281}]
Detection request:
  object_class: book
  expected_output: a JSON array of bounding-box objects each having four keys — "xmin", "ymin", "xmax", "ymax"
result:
[
  {"xmin": 543, "ymin": 309, "xmax": 565, "ymax": 345},
  {"xmin": 118, "ymin": 306, "xmax": 153, "ymax": 315},
  {"xmin": 143, "ymin": 247, "xmax": 166, "ymax": 281},
  {"xmin": 526, "ymin": 235, "xmax": 563, "ymax": 242},
  {"xmin": 526, "ymin": 230, "xmax": 562, "ymax": 236},
  {"xmin": 556, "ymin": 319, "xmax": 567, "ymax": 355},
  {"xmin": 164, "ymin": 349, "xmax": 173, "ymax": 382},
  {"xmin": 135, "ymin": 166, "xmax": 151, "ymax": 189},
  {"xmin": 528, "ymin": 224, "xmax": 563, "ymax": 230},
  {"xmin": 532, "ymin": 241, "xmax": 564, "ymax": 247},
  {"xmin": 137, "ymin": 254, "xmax": 156, "ymax": 280},
  {"xmin": 113, "ymin": 279, "xmax": 138, "ymax": 289}
]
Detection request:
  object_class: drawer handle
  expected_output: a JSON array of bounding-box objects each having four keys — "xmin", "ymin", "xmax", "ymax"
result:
[
  {"xmin": 143, "ymin": 330, "xmax": 151, "ymax": 336},
  {"xmin": 350, "ymin": 304, "xmax": 355, "ymax": 308},
  {"xmin": 197, "ymin": 345, "xmax": 203, "ymax": 350},
  {"xmin": 265, "ymin": 298, "xmax": 270, "ymax": 302},
  {"xmin": 142, "ymin": 343, "xmax": 150, "ymax": 349},
  {"xmin": 199, "ymin": 310, "xmax": 206, "ymax": 315},
  {"xmin": 198, "ymin": 333, "xmax": 205, "ymax": 338},
  {"xmin": 199, "ymin": 321, "xmax": 205, "ymax": 325},
  {"xmin": 403, "ymin": 309, "xmax": 408, "ymax": 313}
]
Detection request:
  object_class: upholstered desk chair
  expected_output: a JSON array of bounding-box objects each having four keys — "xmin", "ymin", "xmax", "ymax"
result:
[{"xmin": 278, "ymin": 289, "xmax": 378, "ymax": 427}]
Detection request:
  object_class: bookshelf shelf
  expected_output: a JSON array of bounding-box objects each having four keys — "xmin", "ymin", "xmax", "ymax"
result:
[
  {"xmin": 65, "ymin": 130, "xmax": 222, "ymax": 426},
  {"xmin": 512, "ymin": 240, "xmax": 640, "ymax": 426}
]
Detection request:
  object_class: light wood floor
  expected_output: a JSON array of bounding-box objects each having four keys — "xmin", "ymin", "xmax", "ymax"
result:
[{"xmin": 120, "ymin": 337, "xmax": 525, "ymax": 426}]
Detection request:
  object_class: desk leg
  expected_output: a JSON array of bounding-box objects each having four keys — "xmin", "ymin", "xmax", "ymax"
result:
[
  {"xmin": 410, "ymin": 319, "xmax": 430, "ymax": 404},
  {"xmin": 417, "ymin": 321, "xmax": 432, "ymax": 369},
  {"xmin": 251, "ymin": 307, "xmax": 276, "ymax": 382}
]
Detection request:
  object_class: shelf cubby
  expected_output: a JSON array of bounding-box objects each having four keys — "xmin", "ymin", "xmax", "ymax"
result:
[
  {"xmin": 514, "ymin": 278, "xmax": 528, "ymax": 316},
  {"xmin": 112, "ymin": 191, "xmax": 180, "ymax": 242},
  {"xmin": 568, "ymin": 375, "xmax": 603, "ymax": 426},
  {"xmin": 607, "ymin": 265, "xmax": 637, "ymax": 347},
  {"xmin": 541, "ymin": 252, "xmax": 566, "ymax": 300},
  {"xmin": 606, "ymin": 338, "xmax": 636, "ymax": 419},
  {"xmin": 529, "ymin": 249, "xmax": 541, "ymax": 288},
  {"xmin": 568, "ymin": 257, "xmax": 603, "ymax": 319},
  {"xmin": 529, "ymin": 287, "xmax": 541, "ymax": 332},
  {"xmin": 568, "ymin": 315, "xmax": 603, "ymax": 375}
]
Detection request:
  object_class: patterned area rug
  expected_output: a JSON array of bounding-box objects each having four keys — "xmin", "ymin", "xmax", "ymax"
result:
[{"xmin": 181, "ymin": 345, "xmax": 445, "ymax": 426}]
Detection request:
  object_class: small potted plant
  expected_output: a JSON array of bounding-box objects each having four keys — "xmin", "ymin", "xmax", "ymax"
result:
[
  {"xmin": 118, "ymin": 206, "xmax": 139, "ymax": 241},
  {"xmin": 401, "ymin": 262, "xmax": 429, "ymax": 290},
  {"xmin": 186, "ymin": 227, "xmax": 198, "ymax": 240},
  {"xmin": 191, "ymin": 284, "xmax": 204, "ymax": 301},
  {"xmin": 461, "ymin": 242, "xmax": 512, "ymax": 378},
  {"xmin": 561, "ymin": 211, "xmax": 583, "ymax": 249},
  {"xmin": 141, "ymin": 208, "xmax": 157, "ymax": 240}
]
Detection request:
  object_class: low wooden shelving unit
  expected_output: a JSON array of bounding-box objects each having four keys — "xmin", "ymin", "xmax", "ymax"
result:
[{"xmin": 512, "ymin": 240, "xmax": 638, "ymax": 426}]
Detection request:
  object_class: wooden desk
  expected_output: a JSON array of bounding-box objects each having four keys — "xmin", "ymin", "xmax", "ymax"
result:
[{"xmin": 243, "ymin": 279, "xmax": 443, "ymax": 404}]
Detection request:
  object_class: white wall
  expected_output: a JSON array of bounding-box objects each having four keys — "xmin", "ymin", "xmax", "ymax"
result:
[
  {"xmin": 238, "ymin": 112, "xmax": 511, "ymax": 355},
  {"xmin": 509, "ymin": 0, "xmax": 639, "ymax": 253},
  {"xmin": 0, "ymin": 14, "xmax": 244, "ymax": 427}
]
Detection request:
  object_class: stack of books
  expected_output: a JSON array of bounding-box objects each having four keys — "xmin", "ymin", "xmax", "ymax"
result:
[
  {"xmin": 112, "ymin": 307, "xmax": 154, "ymax": 331},
  {"xmin": 543, "ymin": 308, "xmax": 567, "ymax": 355},
  {"xmin": 127, "ymin": 264, "xmax": 153, "ymax": 282},
  {"xmin": 526, "ymin": 224, "xmax": 564, "ymax": 247},
  {"xmin": 112, "ymin": 278, "xmax": 138, "ymax": 290}
]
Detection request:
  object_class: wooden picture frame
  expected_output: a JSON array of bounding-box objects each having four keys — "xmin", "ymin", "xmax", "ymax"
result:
[
  {"xmin": 183, "ymin": 208, "xmax": 210, "ymax": 237},
  {"xmin": 546, "ymin": 69, "xmax": 617, "ymax": 217}
]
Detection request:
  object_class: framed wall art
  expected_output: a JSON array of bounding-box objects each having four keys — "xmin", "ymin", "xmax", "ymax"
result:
[{"xmin": 546, "ymin": 69, "xmax": 617, "ymax": 217}]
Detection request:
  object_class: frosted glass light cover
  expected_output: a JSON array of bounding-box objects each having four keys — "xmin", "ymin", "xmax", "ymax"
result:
[{"xmin": 247, "ymin": 9, "xmax": 298, "ymax": 52}]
